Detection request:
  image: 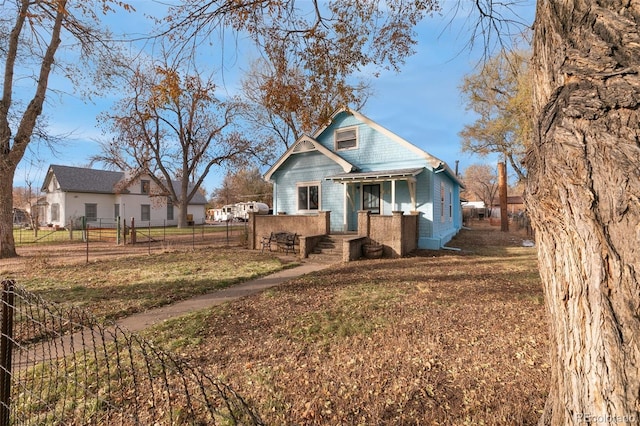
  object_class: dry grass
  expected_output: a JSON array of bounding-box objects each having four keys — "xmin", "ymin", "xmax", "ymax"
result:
[
  {"xmin": 0, "ymin": 247, "xmax": 291, "ymax": 322},
  {"xmin": 145, "ymin": 223, "xmax": 549, "ymax": 425}
]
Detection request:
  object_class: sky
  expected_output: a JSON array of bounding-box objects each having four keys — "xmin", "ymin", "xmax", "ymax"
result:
[{"xmin": 13, "ymin": 0, "xmax": 537, "ymax": 195}]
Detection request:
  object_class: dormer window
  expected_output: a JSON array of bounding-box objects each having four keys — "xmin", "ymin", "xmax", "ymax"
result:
[
  {"xmin": 335, "ymin": 127, "xmax": 357, "ymax": 151},
  {"xmin": 141, "ymin": 179, "xmax": 150, "ymax": 194}
]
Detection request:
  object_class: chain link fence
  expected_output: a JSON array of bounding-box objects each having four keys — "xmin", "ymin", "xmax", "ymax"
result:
[{"xmin": 0, "ymin": 280, "xmax": 263, "ymax": 425}]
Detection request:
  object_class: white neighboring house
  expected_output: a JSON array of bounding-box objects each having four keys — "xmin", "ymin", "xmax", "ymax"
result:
[{"xmin": 40, "ymin": 165, "xmax": 207, "ymax": 228}]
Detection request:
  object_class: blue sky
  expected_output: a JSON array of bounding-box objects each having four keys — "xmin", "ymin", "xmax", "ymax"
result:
[{"xmin": 14, "ymin": 0, "xmax": 536, "ymax": 195}]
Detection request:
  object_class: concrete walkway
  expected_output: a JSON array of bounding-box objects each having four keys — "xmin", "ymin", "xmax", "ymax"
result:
[
  {"xmin": 116, "ymin": 258, "xmax": 335, "ymax": 333},
  {"xmin": 14, "ymin": 258, "xmax": 336, "ymax": 369}
]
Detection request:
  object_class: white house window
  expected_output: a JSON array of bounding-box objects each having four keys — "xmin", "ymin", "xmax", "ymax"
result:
[
  {"xmin": 51, "ymin": 203, "xmax": 60, "ymax": 222},
  {"xmin": 297, "ymin": 183, "xmax": 320, "ymax": 211},
  {"xmin": 167, "ymin": 198, "xmax": 174, "ymax": 220},
  {"xmin": 141, "ymin": 204, "xmax": 151, "ymax": 221},
  {"xmin": 114, "ymin": 204, "xmax": 120, "ymax": 219},
  {"xmin": 335, "ymin": 127, "xmax": 357, "ymax": 151},
  {"xmin": 141, "ymin": 179, "xmax": 150, "ymax": 194},
  {"xmin": 85, "ymin": 203, "xmax": 97, "ymax": 221},
  {"xmin": 363, "ymin": 184, "xmax": 381, "ymax": 214}
]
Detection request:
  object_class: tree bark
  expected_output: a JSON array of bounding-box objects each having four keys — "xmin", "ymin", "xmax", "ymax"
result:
[
  {"xmin": 527, "ymin": 1, "xmax": 640, "ymax": 423},
  {"xmin": 0, "ymin": 167, "xmax": 17, "ymax": 258}
]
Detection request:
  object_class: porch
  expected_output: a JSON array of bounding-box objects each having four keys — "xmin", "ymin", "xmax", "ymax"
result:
[{"xmin": 247, "ymin": 210, "xmax": 419, "ymax": 262}]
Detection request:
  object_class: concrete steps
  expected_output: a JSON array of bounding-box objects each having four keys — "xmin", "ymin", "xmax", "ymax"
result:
[{"xmin": 307, "ymin": 234, "xmax": 349, "ymax": 262}]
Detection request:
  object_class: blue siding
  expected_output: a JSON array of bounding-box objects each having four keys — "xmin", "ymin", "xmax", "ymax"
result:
[
  {"xmin": 316, "ymin": 112, "xmax": 427, "ymax": 172},
  {"xmin": 269, "ymin": 109, "xmax": 463, "ymax": 249}
]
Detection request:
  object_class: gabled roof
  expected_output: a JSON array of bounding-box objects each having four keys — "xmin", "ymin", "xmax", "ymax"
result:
[
  {"xmin": 265, "ymin": 107, "xmax": 464, "ymax": 187},
  {"xmin": 314, "ymin": 107, "xmax": 445, "ymax": 169},
  {"xmin": 41, "ymin": 164, "xmax": 208, "ymax": 204},
  {"xmin": 343, "ymin": 108, "xmax": 464, "ymax": 187},
  {"xmin": 42, "ymin": 165, "xmax": 125, "ymax": 194},
  {"xmin": 264, "ymin": 135, "xmax": 356, "ymax": 181}
]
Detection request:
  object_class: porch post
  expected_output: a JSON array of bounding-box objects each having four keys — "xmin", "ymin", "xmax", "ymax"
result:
[
  {"xmin": 343, "ymin": 183, "xmax": 348, "ymax": 232},
  {"xmin": 391, "ymin": 180, "xmax": 396, "ymax": 211},
  {"xmin": 408, "ymin": 178, "xmax": 417, "ymax": 211}
]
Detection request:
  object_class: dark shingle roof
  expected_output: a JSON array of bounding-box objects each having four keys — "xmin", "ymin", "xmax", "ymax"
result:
[
  {"xmin": 46, "ymin": 165, "xmax": 125, "ymax": 194},
  {"xmin": 43, "ymin": 165, "xmax": 208, "ymax": 204}
]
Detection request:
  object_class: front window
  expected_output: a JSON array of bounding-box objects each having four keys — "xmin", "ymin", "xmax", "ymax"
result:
[
  {"xmin": 335, "ymin": 127, "xmax": 357, "ymax": 151},
  {"xmin": 141, "ymin": 179, "xmax": 150, "ymax": 195},
  {"xmin": 85, "ymin": 203, "xmax": 97, "ymax": 221},
  {"xmin": 363, "ymin": 184, "xmax": 381, "ymax": 214},
  {"xmin": 141, "ymin": 204, "xmax": 151, "ymax": 221},
  {"xmin": 298, "ymin": 183, "xmax": 320, "ymax": 211},
  {"xmin": 114, "ymin": 203, "xmax": 120, "ymax": 219}
]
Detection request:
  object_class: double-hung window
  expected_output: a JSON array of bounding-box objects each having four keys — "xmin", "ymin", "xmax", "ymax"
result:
[
  {"xmin": 85, "ymin": 203, "xmax": 97, "ymax": 221},
  {"xmin": 335, "ymin": 127, "xmax": 357, "ymax": 151},
  {"xmin": 141, "ymin": 204, "xmax": 151, "ymax": 221},
  {"xmin": 297, "ymin": 182, "xmax": 320, "ymax": 212},
  {"xmin": 167, "ymin": 198, "xmax": 174, "ymax": 220},
  {"xmin": 51, "ymin": 203, "xmax": 60, "ymax": 222}
]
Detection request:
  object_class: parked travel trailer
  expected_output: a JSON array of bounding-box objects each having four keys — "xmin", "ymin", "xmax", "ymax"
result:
[
  {"xmin": 207, "ymin": 205, "xmax": 234, "ymax": 222},
  {"xmin": 208, "ymin": 202, "xmax": 269, "ymax": 222},
  {"xmin": 233, "ymin": 201, "xmax": 269, "ymax": 221}
]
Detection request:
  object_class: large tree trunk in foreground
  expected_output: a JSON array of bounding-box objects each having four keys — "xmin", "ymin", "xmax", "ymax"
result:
[{"xmin": 527, "ymin": 1, "xmax": 640, "ymax": 423}]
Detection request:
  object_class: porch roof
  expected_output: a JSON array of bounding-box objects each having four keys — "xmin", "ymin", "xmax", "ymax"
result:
[{"xmin": 325, "ymin": 167, "xmax": 424, "ymax": 182}]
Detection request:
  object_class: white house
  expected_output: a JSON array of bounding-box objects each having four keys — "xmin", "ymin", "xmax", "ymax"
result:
[{"xmin": 40, "ymin": 165, "xmax": 207, "ymax": 228}]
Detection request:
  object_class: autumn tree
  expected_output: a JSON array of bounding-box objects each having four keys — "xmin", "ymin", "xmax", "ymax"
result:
[
  {"xmin": 94, "ymin": 55, "xmax": 258, "ymax": 227},
  {"xmin": 161, "ymin": 1, "xmax": 438, "ymax": 135},
  {"xmin": 210, "ymin": 167, "xmax": 272, "ymax": 207},
  {"xmin": 0, "ymin": 0, "xmax": 132, "ymax": 258},
  {"xmin": 459, "ymin": 47, "xmax": 532, "ymax": 182},
  {"xmin": 239, "ymin": 56, "xmax": 372, "ymax": 152},
  {"xmin": 527, "ymin": 1, "xmax": 640, "ymax": 422},
  {"xmin": 461, "ymin": 164, "xmax": 498, "ymax": 216}
]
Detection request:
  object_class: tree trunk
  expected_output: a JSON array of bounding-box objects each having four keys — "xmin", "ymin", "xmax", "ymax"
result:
[
  {"xmin": 0, "ymin": 166, "xmax": 17, "ymax": 258},
  {"xmin": 527, "ymin": 1, "xmax": 640, "ymax": 423}
]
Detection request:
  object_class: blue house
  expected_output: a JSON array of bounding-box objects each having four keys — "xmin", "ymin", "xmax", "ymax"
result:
[{"xmin": 264, "ymin": 108, "xmax": 464, "ymax": 250}]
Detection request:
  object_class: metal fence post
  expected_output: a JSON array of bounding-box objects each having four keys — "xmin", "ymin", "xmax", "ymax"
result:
[{"xmin": 0, "ymin": 280, "xmax": 15, "ymax": 426}]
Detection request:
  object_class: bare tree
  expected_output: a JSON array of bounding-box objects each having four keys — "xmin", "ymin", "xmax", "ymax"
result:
[
  {"xmin": 94, "ymin": 55, "xmax": 259, "ymax": 227},
  {"xmin": 0, "ymin": 0, "xmax": 133, "ymax": 258},
  {"xmin": 210, "ymin": 167, "xmax": 273, "ymax": 207},
  {"xmin": 459, "ymin": 48, "xmax": 532, "ymax": 182},
  {"xmin": 527, "ymin": 1, "xmax": 640, "ymax": 422},
  {"xmin": 461, "ymin": 164, "xmax": 499, "ymax": 217}
]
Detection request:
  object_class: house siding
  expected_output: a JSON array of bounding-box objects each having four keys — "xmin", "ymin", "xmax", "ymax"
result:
[
  {"xmin": 272, "ymin": 151, "xmax": 344, "ymax": 216},
  {"xmin": 42, "ymin": 168, "xmax": 206, "ymax": 228},
  {"xmin": 266, "ymin": 109, "xmax": 463, "ymax": 251},
  {"xmin": 317, "ymin": 113, "xmax": 427, "ymax": 172}
]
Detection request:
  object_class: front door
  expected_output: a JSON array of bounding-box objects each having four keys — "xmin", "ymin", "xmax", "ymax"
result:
[{"xmin": 363, "ymin": 184, "xmax": 381, "ymax": 214}]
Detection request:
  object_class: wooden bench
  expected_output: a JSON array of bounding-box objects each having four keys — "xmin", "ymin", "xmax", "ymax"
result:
[{"xmin": 261, "ymin": 232, "xmax": 298, "ymax": 254}]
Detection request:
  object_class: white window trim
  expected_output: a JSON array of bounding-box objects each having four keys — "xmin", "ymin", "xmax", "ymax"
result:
[
  {"xmin": 296, "ymin": 181, "xmax": 321, "ymax": 213},
  {"xmin": 334, "ymin": 126, "xmax": 358, "ymax": 151}
]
